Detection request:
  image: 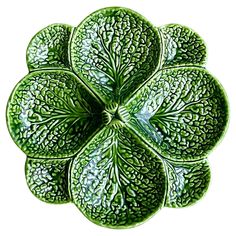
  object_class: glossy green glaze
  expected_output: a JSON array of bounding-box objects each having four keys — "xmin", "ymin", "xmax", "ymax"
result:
[
  {"xmin": 6, "ymin": 7, "xmax": 228, "ymax": 228},
  {"xmin": 70, "ymin": 126, "xmax": 166, "ymax": 227},
  {"xmin": 25, "ymin": 157, "xmax": 72, "ymax": 203}
]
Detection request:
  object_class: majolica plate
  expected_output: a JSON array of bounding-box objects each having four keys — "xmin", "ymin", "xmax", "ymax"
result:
[{"xmin": 6, "ymin": 7, "xmax": 228, "ymax": 228}]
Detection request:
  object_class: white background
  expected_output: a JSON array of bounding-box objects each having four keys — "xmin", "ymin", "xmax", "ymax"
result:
[{"xmin": 0, "ymin": 0, "xmax": 235, "ymax": 235}]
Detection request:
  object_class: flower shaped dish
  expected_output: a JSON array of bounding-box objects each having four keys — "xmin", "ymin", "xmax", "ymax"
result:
[{"xmin": 7, "ymin": 7, "xmax": 228, "ymax": 228}]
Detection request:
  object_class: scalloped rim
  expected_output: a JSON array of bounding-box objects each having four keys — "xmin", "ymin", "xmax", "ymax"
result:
[{"xmin": 5, "ymin": 6, "xmax": 230, "ymax": 228}]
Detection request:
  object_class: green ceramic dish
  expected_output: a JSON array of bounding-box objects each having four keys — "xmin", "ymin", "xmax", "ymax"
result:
[{"xmin": 6, "ymin": 7, "xmax": 228, "ymax": 228}]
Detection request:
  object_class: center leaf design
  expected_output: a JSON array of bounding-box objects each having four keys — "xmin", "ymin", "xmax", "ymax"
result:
[
  {"xmin": 70, "ymin": 126, "xmax": 166, "ymax": 227},
  {"xmin": 7, "ymin": 70, "xmax": 103, "ymax": 158},
  {"xmin": 125, "ymin": 67, "xmax": 228, "ymax": 161},
  {"xmin": 70, "ymin": 7, "xmax": 161, "ymax": 104}
]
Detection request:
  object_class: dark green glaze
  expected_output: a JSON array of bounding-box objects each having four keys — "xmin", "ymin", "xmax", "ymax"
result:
[{"xmin": 6, "ymin": 7, "xmax": 228, "ymax": 228}]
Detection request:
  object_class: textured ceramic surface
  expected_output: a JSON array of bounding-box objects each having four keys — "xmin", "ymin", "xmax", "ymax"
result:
[{"xmin": 6, "ymin": 7, "xmax": 228, "ymax": 228}]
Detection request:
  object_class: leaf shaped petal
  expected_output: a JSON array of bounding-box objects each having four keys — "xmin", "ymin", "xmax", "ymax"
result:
[
  {"xmin": 70, "ymin": 126, "xmax": 166, "ymax": 228},
  {"xmin": 164, "ymin": 159, "xmax": 210, "ymax": 207},
  {"xmin": 70, "ymin": 7, "xmax": 161, "ymax": 104},
  {"xmin": 27, "ymin": 24, "xmax": 72, "ymax": 71},
  {"xmin": 25, "ymin": 157, "xmax": 72, "ymax": 203},
  {"xmin": 126, "ymin": 67, "xmax": 228, "ymax": 161},
  {"xmin": 159, "ymin": 24, "xmax": 207, "ymax": 68},
  {"xmin": 7, "ymin": 70, "xmax": 103, "ymax": 158}
]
